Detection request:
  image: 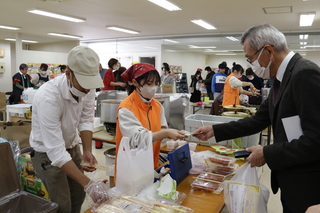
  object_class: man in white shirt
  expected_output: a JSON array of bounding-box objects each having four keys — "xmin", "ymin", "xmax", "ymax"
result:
[{"xmin": 30, "ymin": 46, "xmax": 107, "ymax": 213}]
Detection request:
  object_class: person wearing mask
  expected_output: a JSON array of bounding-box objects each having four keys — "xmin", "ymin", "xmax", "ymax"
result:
[
  {"xmin": 211, "ymin": 62, "xmax": 228, "ymax": 102},
  {"xmin": 157, "ymin": 62, "xmax": 175, "ymax": 93},
  {"xmin": 9, "ymin": 63, "xmax": 33, "ymax": 104},
  {"xmin": 33, "ymin": 63, "xmax": 50, "ymax": 88},
  {"xmin": 102, "ymin": 58, "xmax": 126, "ymax": 90},
  {"xmin": 115, "ymin": 63, "xmax": 186, "ymax": 172},
  {"xmin": 203, "ymin": 66, "xmax": 215, "ymax": 100},
  {"xmin": 114, "ymin": 66, "xmax": 127, "ymax": 91},
  {"xmin": 193, "ymin": 23, "xmax": 320, "ymax": 213},
  {"xmin": 222, "ymin": 63, "xmax": 257, "ymax": 106},
  {"xmin": 190, "ymin": 69, "xmax": 203, "ymax": 103},
  {"xmin": 30, "ymin": 46, "xmax": 108, "ymax": 213},
  {"xmin": 244, "ymin": 67, "xmax": 264, "ymax": 105}
]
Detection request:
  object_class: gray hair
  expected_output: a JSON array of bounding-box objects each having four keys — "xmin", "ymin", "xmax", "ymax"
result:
[{"xmin": 241, "ymin": 23, "xmax": 288, "ymax": 52}]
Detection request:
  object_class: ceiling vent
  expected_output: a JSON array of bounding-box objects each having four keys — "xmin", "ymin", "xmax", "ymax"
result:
[{"xmin": 263, "ymin": 6, "xmax": 292, "ymax": 14}]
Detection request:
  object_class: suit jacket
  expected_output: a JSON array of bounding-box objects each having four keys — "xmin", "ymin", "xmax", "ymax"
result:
[{"xmin": 213, "ymin": 53, "xmax": 320, "ymax": 212}]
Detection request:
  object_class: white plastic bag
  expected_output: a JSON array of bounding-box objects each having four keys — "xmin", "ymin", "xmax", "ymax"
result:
[
  {"xmin": 224, "ymin": 162, "xmax": 269, "ymax": 213},
  {"xmin": 116, "ymin": 133, "xmax": 154, "ymax": 196}
]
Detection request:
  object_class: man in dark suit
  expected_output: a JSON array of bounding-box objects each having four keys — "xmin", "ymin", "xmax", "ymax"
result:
[{"xmin": 193, "ymin": 23, "xmax": 320, "ymax": 213}]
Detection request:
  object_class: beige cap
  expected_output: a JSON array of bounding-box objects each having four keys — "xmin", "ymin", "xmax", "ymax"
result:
[{"xmin": 67, "ymin": 46, "xmax": 104, "ymax": 89}]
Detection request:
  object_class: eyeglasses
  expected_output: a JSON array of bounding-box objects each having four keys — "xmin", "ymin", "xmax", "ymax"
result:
[{"xmin": 246, "ymin": 46, "xmax": 264, "ymax": 64}]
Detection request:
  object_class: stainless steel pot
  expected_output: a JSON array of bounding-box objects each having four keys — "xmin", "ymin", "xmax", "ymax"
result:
[{"xmin": 100, "ymin": 99, "xmax": 122, "ymax": 123}]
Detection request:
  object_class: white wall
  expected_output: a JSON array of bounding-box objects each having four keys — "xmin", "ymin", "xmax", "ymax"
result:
[
  {"xmin": 305, "ymin": 52, "xmax": 320, "ymax": 67},
  {"xmin": 161, "ymin": 52, "xmax": 207, "ymax": 83},
  {"xmin": 207, "ymin": 55, "xmax": 249, "ymax": 70},
  {"xmin": 0, "ymin": 42, "xmax": 13, "ymax": 93}
]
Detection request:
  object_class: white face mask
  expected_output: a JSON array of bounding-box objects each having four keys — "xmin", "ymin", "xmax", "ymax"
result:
[
  {"xmin": 41, "ymin": 71, "xmax": 47, "ymax": 75},
  {"xmin": 139, "ymin": 85, "xmax": 158, "ymax": 100},
  {"xmin": 250, "ymin": 47, "xmax": 272, "ymax": 79},
  {"xmin": 69, "ymin": 74, "xmax": 87, "ymax": 98},
  {"xmin": 248, "ymin": 76, "xmax": 254, "ymax": 80}
]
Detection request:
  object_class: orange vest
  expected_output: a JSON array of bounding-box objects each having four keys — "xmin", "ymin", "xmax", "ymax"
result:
[
  {"xmin": 115, "ymin": 90, "xmax": 162, "ymax": 170},
  {"xmin": 222, "ymin": 73, "xmax": 240, "ymax": 106}
]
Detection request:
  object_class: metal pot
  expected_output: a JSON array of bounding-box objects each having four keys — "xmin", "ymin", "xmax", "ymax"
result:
[{"xmin": 100, "ymin": 99, "xmax": 122, "ymax": 123}]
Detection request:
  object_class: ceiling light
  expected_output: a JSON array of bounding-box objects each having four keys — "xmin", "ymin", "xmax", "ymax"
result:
[
  {"xmin": 148, "ymin": 0, "xmax": 181, "ymax": 11},
  {"xmin": 106, "ymin": 26, "xmax": 140, "ymax": 34},
  {"xmin": 143, "ymin": 46, "xmax": 158, "ymax": 49},
  {"xmin": 300, "ymin": 42, "xmax": 307, "ymax": 45},
  {"xmin": 216, "ymin": 53, "xmax": 236, "ymax": 56},
  {"xmin": 163, "ymin": 39, "xmax": 179, "ymax": 43},
  {"xmin": 28, "ymin": 8, "xmax": 86, "ymax": 23},
  {"xmin": 300, "ymin": 12, "xmax": 316, "ymax": 27},
  {"xmin": 0, "ymin": 25, "xmax": 21, "ymax": 30},
  {"xmin": 304, "ymin": 45, "xmax": 320, "ymax": 48},
  {"xmin": 189, "ymin": 45, "xmax": 216, "ymax": 49},
  {"xmin": 191, "ymin": 20, "xmax": 216, "ymax": 30},
  {"xmin": 225, "ymin": 36, "xmax": 239, "ymax": 41},
  {"xmin": 299, "ymin": 34, "xmax": 309, "ymax": 40},
  {"xmin": 48, "ymin": 33, "xmax": 83, "ymax": 39},
  {"xmin": 205, "ymin": 49, "xmax": 228, "ymax": 52},
  {"xmin": 4, "ymin": 38, "xmax": 38, "ymax": 43}
]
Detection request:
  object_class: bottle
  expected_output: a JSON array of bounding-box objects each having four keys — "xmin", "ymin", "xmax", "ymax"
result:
[{"xmin": 25, "ymin": 108, "xmax": 31, "ymax": 119}]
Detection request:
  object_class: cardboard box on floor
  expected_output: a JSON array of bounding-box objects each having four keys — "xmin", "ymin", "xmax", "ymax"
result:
[{"xmin": 0, "ymin": 142, "xmax": 58, "ymax": 213}]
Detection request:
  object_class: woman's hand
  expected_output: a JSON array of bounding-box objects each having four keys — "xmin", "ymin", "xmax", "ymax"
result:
[{"xmin": 165, "ymin": 129, "xmax": 188, "ymax": 140}]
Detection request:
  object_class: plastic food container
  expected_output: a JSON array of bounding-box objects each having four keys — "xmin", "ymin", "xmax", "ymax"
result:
[
  {"xmin": 0, "ymin": 143, "xmax": 58, "ymax": 213},
  {"xmin": 197, "ymin": 172, "xmax": 226, "ymax": 183},
  {"xmin": 208, "ymin": 154, "xmax": 236, "ymax": 166},
  {"xmin": 166, "ymin": 141, "xmax": 175, "ymax": 149},
  {"xmin": 191, "ymin": 179, "xmax": 223, "ymax": 194},
  {"xmin": 205, "ymin": 159, "xmax": 239, "ymax": 175},
  {"xmin": 188, "ymin": 142, "xmax": 197, "ymax": 151}
]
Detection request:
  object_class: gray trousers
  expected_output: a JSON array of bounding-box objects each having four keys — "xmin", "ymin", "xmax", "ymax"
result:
[{"xmin": 31, "ymin": 145, "xmax": 85, "ymax": 213}]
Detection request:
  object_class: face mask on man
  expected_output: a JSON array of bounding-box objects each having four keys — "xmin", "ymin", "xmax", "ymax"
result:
[
  {"xmin": 250, "ymin": 47, "xmax": 272, "ymax": 79},
  {"xmin": 138, "ymin": 85, "xmax": 158, "ymax": 100},
  {"xmin": 41, "ymin": 71, "xmax": 47, "ymax": 75},
  {"xmin": 69, "ymin": 74, "xmax": 87, "ymax": 98},
  {"xmin": 248, "ymin": 76, "xmax": 254, "ymax": 80}
]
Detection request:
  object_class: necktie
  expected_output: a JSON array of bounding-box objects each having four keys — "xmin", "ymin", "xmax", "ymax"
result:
[{"xmin": 273, "ymin": 78, "xmax": 280, "ymax": 105}]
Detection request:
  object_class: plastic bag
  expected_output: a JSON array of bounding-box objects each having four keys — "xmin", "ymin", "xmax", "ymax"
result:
[
  {"xmin": 224, "ymin": 162, "xmax": 269, "ymax": 213},
  {"xmin": 116, "ymin": 133, "xmax": 154, "ymax": 196},
  {"xmin": 189, "ymin": 150, "xmax": 216, "ymax": 174}
]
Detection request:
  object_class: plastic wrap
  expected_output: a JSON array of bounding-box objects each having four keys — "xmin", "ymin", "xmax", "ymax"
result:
[
  {"xmin": 205, "ymin": 159, "xmax": 239, "ymax": 175},
  {"xmin": 0, "ymin": 138, "xmax": 20, "ymax": 164},
  {"xmin": 189, "ymin": 150, "xmax": 217, "ymax": 175},
  {"xmin": 208, "ymin": 154, "xmax": 236, "ymax": 166},
  {"xmin": 191, "ymin": 179, "xmax": 223, "ymax": 194},
  {"xmin": 197, "ymin": 172, "xmax": 225, "ymax": 182}
]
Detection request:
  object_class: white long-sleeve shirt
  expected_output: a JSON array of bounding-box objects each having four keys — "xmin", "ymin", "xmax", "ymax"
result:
[
  {"xmin": 30, "ymin": 74, "xmax": 95, "ymax": 168},
  {"xmin": 229, "ymin": 75, "xmax": 244, "ymax": 93},
  {"xmin": 118, "ymin": 94, "xmax": 168, "ymax": 148}
]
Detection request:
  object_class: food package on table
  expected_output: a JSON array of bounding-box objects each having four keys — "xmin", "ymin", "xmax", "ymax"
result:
[
  {"xmin": 93, "ymin": 195, "xmax": 194, "ymax": 213},
  {"xmin": 205, "ymin": 159, "xmax": 239, "ymax": 176},
  {"xmin": 207, "ymin": 154, "xmax": 236, "ymax": 166},
  {"xmin": 197, "ymin": 172, "xmax": 226, "ymax": 183},
  {"xmin": 191, "ymin": 179, "xmax": 224, "ymax": 194}
]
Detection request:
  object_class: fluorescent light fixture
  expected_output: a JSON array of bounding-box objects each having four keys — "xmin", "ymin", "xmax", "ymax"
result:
[
  {"xmin": 205, "ymin": 49, "xmax": 228, "ymax": 52},
  {"xmin": 163, "ymin": 39, "xmax": 180, "ymax": 43},
  {"xmin": 4, "ymin": 38, "xmax": 38, "ymax": 43},
  {"xmin": 148, "ymin": 0, "xmax": 181, "ymax": 11},
  {"xmin": 300, "ymin": 12, "xmax": 316, "ymax": 26},
  {"xmin": 216, "ymin": 53, "xmax": 236, "ymax": 56},
  {"xmin": 28, "ymin": 8, "xmax": 86, "ymax": 23},
  {"xmin": 106, "ymin": 26, "xmax": 140, "ymax": 34},
  {"xmin": 165, "ymin": 50, "xmax": 176, "ymax": 52},
  {"xmin": 143, "ymin": 46, "xmax": 158, "ymax": 50},
  {"xmin": 299, "ymin": 34, "xmax": 309, "ymax": 40},
  {"xmin": 225, "ymin": 36, "xmax": 239, "ymax": 41},
  {"xmin": 300, "ymin": 46, "xmax": 306, "ymax": 49},
  {"xmin": 188, "ymin": 45, "xmax": 216, "ymax": 49},
  {"xmin": 191, "ymin": 19, "xmax": 216, "ymax": 30},
  {"xmin": 300, "ymin": 42, "xmax": 307, "ymax": 45},
  {"xmin": 304, "ymin": 45, "xmax": 320, "ymax": 48},
  {"xmin": 48, "ymin": 33, "xmax": 82, "ymax": 39},
  {"xmin": 0, "ymin": 25, "xmax": 21, "ymax": 30}
]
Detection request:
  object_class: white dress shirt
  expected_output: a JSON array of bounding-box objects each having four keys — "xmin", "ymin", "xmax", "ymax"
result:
[{"xmin": 30, "ymin": 74, "xmax": 95, "ymax": 168}]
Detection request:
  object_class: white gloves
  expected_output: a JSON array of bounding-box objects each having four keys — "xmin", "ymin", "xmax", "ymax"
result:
[{"xmin": 84, "ymin": 179, "xmax": 109, "ymax": 204}]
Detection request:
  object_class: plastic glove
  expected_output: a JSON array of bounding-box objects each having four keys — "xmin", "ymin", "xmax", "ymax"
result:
[{"xmin": 84, "ymin": 179, "xmax": 109, "ymax": 204}]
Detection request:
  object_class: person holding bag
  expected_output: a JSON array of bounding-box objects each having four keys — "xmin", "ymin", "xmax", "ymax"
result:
[{"xmin": 115, "ymin": 63, "xmax": 186, "ymax": 174}]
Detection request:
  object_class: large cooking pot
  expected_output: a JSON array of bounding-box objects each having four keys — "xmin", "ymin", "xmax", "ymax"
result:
[
  {"xmin": 223, "ymin": 105, "xmax": 247, "ymax": 112},
  {"xmin": 221, "ymin": 111, "xmax": 249, "ymax": 118},
  {"xmin": 100, "ymin": 99, "xmax": 122, "ymax": 123}
]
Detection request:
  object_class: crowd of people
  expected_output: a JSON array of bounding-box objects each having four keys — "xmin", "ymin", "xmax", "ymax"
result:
[{"xmin": 6, "ymin": 23, "xmax": 320, "ymax": 213}]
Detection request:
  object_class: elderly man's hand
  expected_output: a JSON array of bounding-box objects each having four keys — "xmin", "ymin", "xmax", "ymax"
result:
[{"xmin": 246, "ymin": 146, "xmax": 266, "ymax": 167}]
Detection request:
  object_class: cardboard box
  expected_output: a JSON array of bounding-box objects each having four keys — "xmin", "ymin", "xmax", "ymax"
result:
[
  {"xmin": 0, "ymin": 142, "xmax": 58, "ymax": 212},
  {"xmin": 162, "ymin": 84, "xmax": 173, "ymax": 93},
  {"xmin": 18, "ymin": 153, "xmax": 50, "ymax": 199}
]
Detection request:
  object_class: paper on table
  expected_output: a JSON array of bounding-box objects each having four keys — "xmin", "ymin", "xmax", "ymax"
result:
[{"xmin": 282, "ymin": 115, "xmax": 303, "ymax": 142}]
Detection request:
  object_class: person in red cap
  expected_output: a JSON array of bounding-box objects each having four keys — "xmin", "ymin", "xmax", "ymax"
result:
[{"xmin": 115, "ymin": 63, "xmax": 186, "ymax": 175}]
